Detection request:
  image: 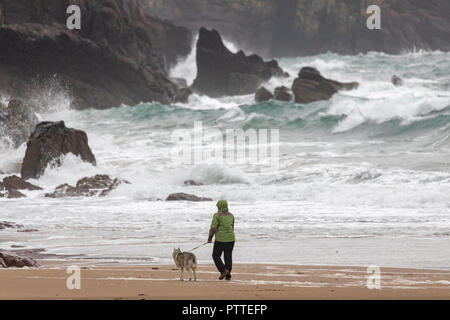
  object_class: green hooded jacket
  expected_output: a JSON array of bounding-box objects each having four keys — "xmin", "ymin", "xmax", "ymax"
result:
[{"xmin": 211, "ymin": 200, "xmax": 235, "ymax": 242}]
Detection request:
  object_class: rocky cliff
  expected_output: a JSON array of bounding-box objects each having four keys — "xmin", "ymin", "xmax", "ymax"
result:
[
  {"xmin": 0, "ymin": 0, "xmax": 193, "ymax": 109},
  {"xmin": 192, "ymin": 28, "xmax": 287, "ymax": 97},
  {"xmin": 143, "ymin": 0, "xmax": 450, "ymax": 57}
]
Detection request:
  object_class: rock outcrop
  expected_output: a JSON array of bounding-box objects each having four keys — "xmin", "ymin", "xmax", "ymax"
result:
[
  {"xmin": 0, "ymin": 221, "xmax": 23, "ymax": 230},
  {"xmin": 184, "ymin": 180, "xmax": 204, "ymax": 186},
  {"xmin": 171, "ymin": 77, "xmax": 193, "ymax": 102},
  {"xmin": 3, "ymin": 175, "xmax": 42, "ymax": 191},
  {"xmin": 21, "ymin": 121, "xmax": 96, "ymax": 180},
  {"xmin": 0, "ymin": 99, "xmax": 39, "ymax": 148},
  {"xmin": 0, "ymin": 249, "xmax": 40, "ymax": 268},
  {"xmin": 192, "ymin": 28, "xmax": 287, "ymax": 97},
  {"xmin": 0, "ymin": 176, "xmax": 41, "ymax": 199},
  {"xmin": 291, "ymin": 67, "xmax": 359, "ymax": 104},
  {"xmin": 174, "ymin": 87, "xmax": 193, "ymax": 104},
  {"xmin": 45, "ymin": 175, "xmax": 130, "ymax": 198},
  {"xmin": 0, "ymin": 0, "xmax": 193, "ymax": 109},
  {"xmin": 274, "ymin": 86, "xmax": 293, "ymax": 102},
  {"xmin": 0, "ymin": 187, "xmax": 26, "ymax": 199},
  {"xmin": 255, "ymin": 87, "xmax": 274, "ymax": 102},
  {"xmin": 144, "ymin": 0, "xmax": 450, "ymax": 57},
  {"xmin": 166, "ymin": 193, "xmax": 212, "ymax": 202},
  {"xmin": 391, "ymin": 75, "xmax": 404, "ymax": 87}
]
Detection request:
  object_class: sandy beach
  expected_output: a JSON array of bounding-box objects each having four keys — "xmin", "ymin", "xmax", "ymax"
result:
[{"xmin": 0, "ymin": 262, "xmax": 449, "ymax": 300}]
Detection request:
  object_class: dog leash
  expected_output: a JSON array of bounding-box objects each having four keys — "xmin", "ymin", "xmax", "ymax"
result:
[{"xmin": 189, "ymin": 242, "xmax": 209, "ymax": 251}]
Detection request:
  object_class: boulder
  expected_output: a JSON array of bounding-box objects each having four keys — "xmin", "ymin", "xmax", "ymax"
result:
[
  {"xmin": 21, "ymin": 121, "xmax": 96, "ymax": 180},
  {"xmin": 0, "ymin": 249, "xmax": 40, "ymax": 268},
  {"xmin": 0, "ymin": 221, "xmax": 23, "ymax": 230},
  {"xmin": 391, "ymin": 75, "xmax": 404, "ymax": 87},
  {"xmin": 292, "ymin": 67, "xmax": 359, "ymax": 104},
  {"xmin": 171, "ymin": 77, "xmax": 193, "ymax": 103},
  {"xmin": 166, "ymin": 193, "xmax": 213, "ymax": 202},
  {"xmin": 3, "ymin": 175, "xmax": 42, "ymax": 191},
  {"xmin": 174, "ymin": 87, "xmax": 193, "ymax": 103},
  {"xmin": 255, "ymin": 87, "xmax": 274, "ymax": 102},
  {"xmin": 184, "ymin": 180, "xmax": 204, "ymax": 186},
  {"xmin": 274, "ymin": 86, "xmax": 293, "ymax": 102},
  {"xmin": 45, "ymin": 175, "xmax": 130, "ymax": 198},
  {"xmin": 4, "ymin": 189, "xmax": 27, "ymax": 199},
  {"xmin": 17, "ymin": 229, "xmax": 39, "ymax": 233},
  {"xmin": 0, "ymin": 99, "xmax": 39, "ymax": 148},
  {"xmin": 0, "ymin": 182, "xmax": 26, "ymax": 199},
  {"xmin": 192, "ymin": 28, "xmax": 287, "ymax": 97}
]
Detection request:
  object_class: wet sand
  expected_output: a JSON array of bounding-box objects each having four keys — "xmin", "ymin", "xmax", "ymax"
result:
[{"xmin": 0, "ymin": 262, "xmax": 449, "ymax": 299}]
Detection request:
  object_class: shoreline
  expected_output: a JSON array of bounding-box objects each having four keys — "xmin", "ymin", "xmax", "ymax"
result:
[
  {"xmin": 0, "ymin": 262, "xmax": 449, "ymax": 300},
  {"xmin": 30, "ymin": 258, "xmax": 450, "ymax": 271}
]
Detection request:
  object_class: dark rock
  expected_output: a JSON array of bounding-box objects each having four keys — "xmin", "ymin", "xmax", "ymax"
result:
[
  {"xmin": 184, "ymin": 180, "xmax": 204, "ymax": 186},
  {"xmin": 274, "ymin": 86, "xmax": 293, "ymax": 102},
  {"xmin": 0, "ymin": 249, "xmax": 40, "ymax": 268},
  {"xmin": 21, "ymin": 121, "xmax": 96, "ymax": 180},
  {"xmin": 8, "ymin": 189, "xmax": 26, "ymax": 198},
  {"xmin": 292, "ymin": 67, "xmax": 359, "ymax": 104},
  {"xmin": 45, "ymin": 184, "xmax": 78, "ymax": 198},
  {"xmin": 17, "ymin": 229, "xmax": 39, "ymax": 233},
  {"xmin": 145, "ymin": 0, "xmax": 450, "ymax": 57},
  {"xmin": 45, "ymin": 174, "xmax": 130, "ymax": 198},
  {"xmin": 391, "ymin": 75, "xmax": 404, "ymax": 87},
  {"xmin": 171, "ymin": 77, "xmax": 193, "ymax": 103},
  {"xmin": 166, "ymin": 192, "xmax": 212, "ymax": 202},
  {"xmin": 255, "ymin": 87, "xmax": 274, "ymax": 102},
  {"xmin": 0, "ymin": 189, "xmax": 26, "ymax": 199},
  {"xmin": 174, "ymin": 87, "xmax": 193, "ymax": 103},
  {"xmin": 0, "ymin": 0, "xmax": 193, "ymax": 110},
  {"xmin": 0, "ymin": 100, "xmax": 39, "ymax": 148},
  {"xmin": 76, "ymin": 175, "xmax": 129, "ymax": 197},
  {"xmin": 0, "ymin": 174, "xmax": 41, "ymax": 198},
  {"xmin": 7, "ymin": 248, "xmax": 67, "ymax": 260},
  {"xmin": 228, "ymin": 73, "xmax": 267, "ymax": 96},
  {"xmin": 3, "ymin": 175, "xmax": 42, "ymax": 191},
  {"xmin": 192, "ymin": 28, "xmax": 286, "ymax": 97},
  {"xmin": 0, "ymin": 221, "xmax": 24, "ymax": 230}
]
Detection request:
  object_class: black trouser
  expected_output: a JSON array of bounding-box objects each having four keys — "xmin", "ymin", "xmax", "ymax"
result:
[{"xmin": 212, "ymin": 241, "xmax": 235, "ymax": 273}]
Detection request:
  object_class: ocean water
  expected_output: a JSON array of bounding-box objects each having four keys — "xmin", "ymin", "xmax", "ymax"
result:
[{"xmin": 1, "ymin": 47, "xmax": 449, "ymax": 269}]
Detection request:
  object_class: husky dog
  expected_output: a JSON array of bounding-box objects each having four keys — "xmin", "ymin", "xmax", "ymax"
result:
[{"xmin": 172, "ymin": 248, "xmax": 197, "ymax": 281}]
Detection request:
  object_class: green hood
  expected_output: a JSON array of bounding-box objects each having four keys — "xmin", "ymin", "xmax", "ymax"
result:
[{"xmin": 216, "ymin": 200, "xmax": 228, "ymax": 212}]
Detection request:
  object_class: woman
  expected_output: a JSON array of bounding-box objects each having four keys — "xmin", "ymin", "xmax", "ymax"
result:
[{"xmin": 207, "ymin": 200, "xmax": 235, "ymax": 280}]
